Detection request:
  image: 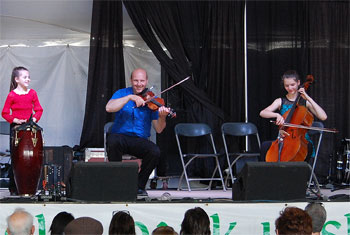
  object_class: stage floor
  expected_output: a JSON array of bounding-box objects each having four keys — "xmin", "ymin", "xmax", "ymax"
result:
[
  {"xmin": 0, "ymin": 176, "xmax": 349, "ymax": 203},
  {"xmin": 144, "ymin": 176, "xmax": 350, "ymax": 202}
]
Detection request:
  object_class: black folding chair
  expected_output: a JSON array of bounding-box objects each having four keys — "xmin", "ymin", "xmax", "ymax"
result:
[
  {"xmin": 221, "ymin": 122, "xmax": 261, "ymax": 187},
  {"xmin": 104, "ymin": 122, "xmax": 138, "ymax": 161},
  {"xmin": 307, "ymin": 121, "xmax": 324, "ymax": 197},
  {"xmin": 175, "ymin": 123, "xmax": 226, "ymax": 191},
  {"xmin": 0, "ymin": 121, "xmax": 11, "ymax": 156}
]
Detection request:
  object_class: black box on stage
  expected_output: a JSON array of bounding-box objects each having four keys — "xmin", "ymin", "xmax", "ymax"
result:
[
  {"xmin": 42, "ymin": 146, "xmax": 73, "ymax": 185},
  {"xmin": 68, "ymin": 162, "xmax": 138, "ymax": 202},
  {"xmin": 232, "ymin": 162, "xmax": 310, "ymax": 201}
]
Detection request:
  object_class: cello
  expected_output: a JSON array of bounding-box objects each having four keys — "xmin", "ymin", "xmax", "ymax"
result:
[{"xmin": 266, "ymin": 75, "xmax": 315, "ymax": 162}]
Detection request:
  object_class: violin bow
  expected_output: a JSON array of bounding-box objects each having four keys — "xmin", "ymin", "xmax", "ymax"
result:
[
  {"xmin": 160, "ymin": 76, "xmax": 190, "ymax": 95},
  {"xmin": 270, "ymin": 120, "xmax": 338, "ymax": 133},
  {"xmin": 144, "ymin": 76, "xmax": 190, "ymax": 103}
]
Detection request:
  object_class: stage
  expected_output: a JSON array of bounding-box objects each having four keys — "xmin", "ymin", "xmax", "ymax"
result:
[
  {"xmin": 138, "ymin": 176, "xmax": 350, "ymax": 202},
  {"xmin": 0, "ymin": 177, "xmax": 349, "ymax": 235},
  {"xmin": 0, "ymin": 178, "xmax": 349, "ymax": 202},
  {"xmin": 0, "ymin": 154, "xmax": 349, "ymax": 234}
]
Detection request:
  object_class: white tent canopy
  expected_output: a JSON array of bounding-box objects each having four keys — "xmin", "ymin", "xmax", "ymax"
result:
[{"xmin": 0, "ymin": 0, "xmax": 160, "ymax": 151}]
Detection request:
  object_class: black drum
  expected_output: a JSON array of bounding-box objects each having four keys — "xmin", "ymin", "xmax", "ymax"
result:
[{"xmin": 11, "ymin": 122, "xmax": 43, "ymax": 195}]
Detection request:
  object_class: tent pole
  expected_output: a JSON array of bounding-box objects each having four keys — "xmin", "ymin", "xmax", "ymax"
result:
[{"xmin": 244, "ymin": 2, "xmax": 249, "ymax": 151}]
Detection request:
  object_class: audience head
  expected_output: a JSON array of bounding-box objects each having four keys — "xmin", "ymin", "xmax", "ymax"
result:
[
  {"xmin": 49, "ymin": 211, "xmax": 74, "ymax": 235},
  {"xmin": 305, "ymin": 202, "xmax": 327, "ymax": 234},
  {"xmin": 6, "ymin": 208, "xmax": 35, "ymax": 235},
  {"xmin": 64, "ymin": 217, "xmax": 103, "ymax": 235},
  {"xmin": 180, "ymin": 207, "xmax": 210, "ymax": 235},
  {"xmin": 152, "ymin": 226, "xmax": 178, "ymax": 235},
  {"xmin": 275, "ymin": 206, "xmax": 312, "ymax": 235},
  {"xmin": 109, "ymin": 210, "xmax": 135, "ymax": 235}
]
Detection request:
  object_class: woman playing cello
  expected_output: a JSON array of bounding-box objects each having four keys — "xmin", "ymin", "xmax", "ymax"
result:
[{"xmin": 259, "ymin": 70, "xmax": 327, "ymax": 161}]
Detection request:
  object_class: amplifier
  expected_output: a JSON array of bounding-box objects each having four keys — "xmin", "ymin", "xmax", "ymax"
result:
[
  {"xmin": 41, "ymin": 146, "xmax": 73, "ymax": 186},
  {"xmin": 41, "ymin": 164, "xmax": 66, "ymax": 198}
]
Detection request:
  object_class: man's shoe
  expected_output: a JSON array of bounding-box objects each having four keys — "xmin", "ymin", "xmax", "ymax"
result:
[{"xmin": 137, "ymin": 189, "xmax": 148, "ymax": 197}]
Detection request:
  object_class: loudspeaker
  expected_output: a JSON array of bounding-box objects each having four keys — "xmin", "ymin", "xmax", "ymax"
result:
[
  {"xmin": 232, "ymin": 162, "xmax": 310, "ymax": 201},
  {"xmin": 68, "ymin": 162, "xmax": 138, "ymax": 202}
]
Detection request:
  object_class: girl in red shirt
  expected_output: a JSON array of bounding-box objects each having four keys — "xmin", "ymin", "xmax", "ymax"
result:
[{"xmin": 2, "ymin": 66, "xmax": 43, "ymax": 124}]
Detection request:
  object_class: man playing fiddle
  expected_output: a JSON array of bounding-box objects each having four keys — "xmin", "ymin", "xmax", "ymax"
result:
[{"xmin": 106, "ymin": 68, "xmax": 170, "ymax": 196}]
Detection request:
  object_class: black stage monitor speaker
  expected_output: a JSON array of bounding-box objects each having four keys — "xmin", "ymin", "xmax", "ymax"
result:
[
  {"xmin": 232, "ymin": 162, "xmax": 310, "ymax": 201},
  {"xmin": 69, "ymin": 162, "xmax": 138, "ymax": 202}
]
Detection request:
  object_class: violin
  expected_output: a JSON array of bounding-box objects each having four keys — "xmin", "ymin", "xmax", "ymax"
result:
[
  {"xmin": 134, "ymin": 76, "xmax": 190, "ymax": 118},
  {"xmin": 137, "ymin": 88, "xmax": 176, "ymax": 118},
  {"xmin": 266, "ymin": 75, "xmax": 315, "ymax": 162}
]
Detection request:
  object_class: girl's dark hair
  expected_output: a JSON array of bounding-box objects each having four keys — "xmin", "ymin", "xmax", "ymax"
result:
[
  {"xmin": 10, "ymin": 66, "xmax": 29, "ymax": 91},
  {"xmin": 281, "ymin": 70, "xmax": 300, "ymax": 84},
  {"xmin": 49, "ymin": 211, "xmax": 74, "ymax": 235},
  {"xmin": 180, "ymin": 207, "xmax": 210, "ymax": 235},
  {"xmin": 109, "ymin": 211, "xmax": 135, "ymax": 235}
]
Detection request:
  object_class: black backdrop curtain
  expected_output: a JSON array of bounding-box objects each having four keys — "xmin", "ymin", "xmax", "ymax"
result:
[
  {"xmin": 247, "ymin": 1, "xmax": 350, "ymax": 181},
  {"xmin": 123, "ymin": 1, "xmax": 245, "ymax": 125},
  {"xmin": 79, "ymin": 0, "xmax": 125, "ymax": 148},
  {"xmin": 123, "ymin": 1, "xmax": 245, "ymax": 177}
]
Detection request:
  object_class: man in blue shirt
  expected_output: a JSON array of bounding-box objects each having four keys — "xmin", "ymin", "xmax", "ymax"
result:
[{"xmin": 106, "ymin": 68, "xmax": 169, "ymax": 196}]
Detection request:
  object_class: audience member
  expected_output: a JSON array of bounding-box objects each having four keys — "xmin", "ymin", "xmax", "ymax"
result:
[
  {"xmin": 275, "ymin": 206, "xmax": 312, "ymax": 235},
  {"xmin": 49, "ymin": 211, "xmax": 75, "ymax": 235},
  {"xmin": 152, "ymin": 226, "xmax": 178, "ymax": 235},
  {"xmin": 305, "ymin": 202, "xmax": 327, "ymax": 235},
  {"xmin": 109, "ymin": 211, "xmax": 135, "ymax": 235},
  {"xmin": 6, "ymin": 208, "xmax": 35, "ymax": 235},
  {"xmin": 64, "ymin": 217, "xmax": 103, "ymax": 235},
  {"xmin": 180, "ymin": 207, "xmax": 210, "ymax": 235}
]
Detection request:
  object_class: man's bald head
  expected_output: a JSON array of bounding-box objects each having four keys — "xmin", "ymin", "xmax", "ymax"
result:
[
  {"xmin": 7, "ymin": 208, "xmax": 35, "ymax": 235},
  {"xmin": 131, "ymin": 68, "xmax": 148, "ymax": 80}
]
